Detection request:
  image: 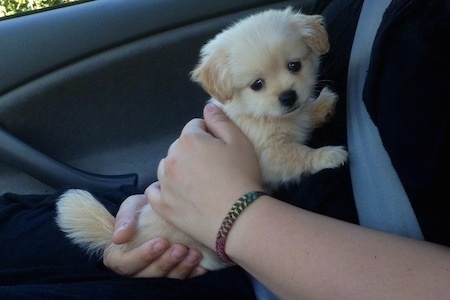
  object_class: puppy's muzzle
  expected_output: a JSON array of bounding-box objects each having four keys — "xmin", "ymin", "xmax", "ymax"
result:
[{"xmin": 279, "ymin": 90, "xmax": 298, "ymax": 113}]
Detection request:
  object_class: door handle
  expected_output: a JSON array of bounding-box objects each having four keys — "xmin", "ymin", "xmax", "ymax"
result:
[{"xmin": 0, "ymin": 126, "xmax": 137, "ymax": 193}]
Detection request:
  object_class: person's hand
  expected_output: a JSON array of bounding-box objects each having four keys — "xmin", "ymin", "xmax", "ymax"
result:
[
  {"xmin": 103, "ymin": 194, "xmax": 207, "ymax": 279},
  {"xmin": 147, "ymin": 103, "xmax": 265, "ymax": 250}
]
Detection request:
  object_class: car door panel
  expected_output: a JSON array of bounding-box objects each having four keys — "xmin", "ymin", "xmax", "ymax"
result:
[{"xmin": 0, "ymin": 0, "xmax": 314, "ymax": 194}]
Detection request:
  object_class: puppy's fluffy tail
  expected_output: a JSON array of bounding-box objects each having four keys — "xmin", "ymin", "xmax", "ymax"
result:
[{"xmin": 56, "ymin": 189, "xmax": 115, "ymax": 256}]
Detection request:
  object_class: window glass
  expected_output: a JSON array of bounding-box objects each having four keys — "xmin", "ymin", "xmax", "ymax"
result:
[{"xmin": 1, "ymin": 0, "xmax": 83, "ymax": 19}]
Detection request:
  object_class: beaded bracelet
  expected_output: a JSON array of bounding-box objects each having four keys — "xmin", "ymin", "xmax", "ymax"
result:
[{"xmin": 215, "ymin": 191, "xmax": 267, "ymax": 266}]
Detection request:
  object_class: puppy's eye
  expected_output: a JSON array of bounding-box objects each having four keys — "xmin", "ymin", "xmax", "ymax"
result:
[
  {"xmin": 250, "ymin": 79, "xmax": 264, "ymax": 91},
  {"xmin": 287, "ymin": 61, "xmax": 301, "ymax": 73}
]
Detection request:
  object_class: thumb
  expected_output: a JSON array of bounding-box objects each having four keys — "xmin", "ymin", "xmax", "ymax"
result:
[
  {"xmin": 203, "ymin": 102, "xmax": 243, "ymax": 143},
  {"xmin": 112, "ymin": 194, "xmax": 146, "ymax": 244}
]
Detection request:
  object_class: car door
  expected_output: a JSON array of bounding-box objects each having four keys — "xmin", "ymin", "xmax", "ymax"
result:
[{"xmin": 0, "ymin": 0, "xmax": 315, "ymax": 195}]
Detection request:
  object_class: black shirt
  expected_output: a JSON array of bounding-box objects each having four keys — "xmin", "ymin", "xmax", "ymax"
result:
[{"xmin": 277, "ymin": 0, "xmax": 450, "ymax": 246}]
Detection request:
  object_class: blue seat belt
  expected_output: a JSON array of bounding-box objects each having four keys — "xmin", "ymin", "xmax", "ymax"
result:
[{"xmin": 346, "ymin": 0, "xmax": 424, "ymax": 239}]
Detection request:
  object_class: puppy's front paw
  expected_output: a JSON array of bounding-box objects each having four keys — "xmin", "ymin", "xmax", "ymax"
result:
[
  {"xmin": 317, "ymin": 87, "xmax": 338, "ymax": 105},
  {"xmin": 310, "ymin": 87, "xmax": 339, "ymax": 126},
  {"xmin": 312, "ymin": 145, "xmax": 348, "ymax": 173}
]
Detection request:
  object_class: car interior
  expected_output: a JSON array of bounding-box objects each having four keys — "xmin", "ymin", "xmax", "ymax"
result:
[{"xmin": 0, "ymin": 0, "xmax": 316, "ymax": 196}]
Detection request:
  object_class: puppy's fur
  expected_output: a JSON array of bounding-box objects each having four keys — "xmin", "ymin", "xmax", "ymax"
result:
[
  {"xmin": 191, "ymin": 7, "xmax": 347, "ymax": 190},
  {"xmin": 56, "ymin": 7, "xmax": 347, "ymax": 271}
]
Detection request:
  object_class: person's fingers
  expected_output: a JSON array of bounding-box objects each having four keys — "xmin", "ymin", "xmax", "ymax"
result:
[
  {"xmin": 156, "ymin": 158, "xmax": 165, "ymax": 182},
  {"xmin": 104, "ymin": 232, "xmax": 206, "ymax": 280},
  {"xmin": 146, "ymin": 178, "xmax": 161, "ymax": 203},
  {"xmin": 165, "ymin": 248, "xmax": 206, "ymax": 279},
  {"xmin": 167, "ymin": 138, "xmax": 178, "ymax": 155},
  {"xmin": 180, "ymin": 118, "xmax": 207, "ymax": 135},
  {"xmin": 133, "ymin": 244, "xmax": 190, "ymax": 278},
  {"xmin": 203, "ymin": 102, "xmax": 244, "ymax": 144},
  {"xmin": 189, "ymin": 266, "xmax": 208, "ymax": 278},
  {"xmin": 112, "ymin": 194, "xmax": 148, "ymax": 244},
  {"xmin": 103, "ymin": 237, "xmax": 170, "ymax": 276}
]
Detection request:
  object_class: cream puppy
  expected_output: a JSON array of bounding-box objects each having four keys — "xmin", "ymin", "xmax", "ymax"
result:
[
  {"xmin": 191, "ymin": 7, "xmax": 347, "ymax": 190},
  {"xmin": 56, "ymin": 7, "xmax": 347, "ymax": 271}
]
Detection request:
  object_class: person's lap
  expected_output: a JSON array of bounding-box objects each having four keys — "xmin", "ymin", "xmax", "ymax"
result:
[{"xmin": 0, "ymin": 187, "xmax": 256, "ymax": 300}]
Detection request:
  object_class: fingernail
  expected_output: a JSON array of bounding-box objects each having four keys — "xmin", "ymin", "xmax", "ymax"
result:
[
  {"xmin": 205, "ymin": 102, "xmax": 219, "ymax": 113},
  {"xmin": 171, "ymin": 248, "xmax": 184, "ymax": 261},
  {"xmin": 152, "ymin": 241, "xmax": 165, "ymax": 254},
  {"xmin": 115, "ymin": 223, "xmax": 127, "ymax": 233},
  {"xmin": 187, "ymin": 254, "xmax": 201, "ymax": 265},
  {"xmin": 191, "ymin": 267, "xmax": 207, "ymax": 277}
]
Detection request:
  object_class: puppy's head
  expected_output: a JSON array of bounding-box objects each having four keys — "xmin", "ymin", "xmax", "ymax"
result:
[{"xmin": 191, "ymin": 7, "xmax": 329, "ymax": 119}]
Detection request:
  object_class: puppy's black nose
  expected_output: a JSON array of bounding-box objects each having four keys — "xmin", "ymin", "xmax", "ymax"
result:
[{"xmin": 279, "ymin": 90, "xmax": 298, "ymax": 108}]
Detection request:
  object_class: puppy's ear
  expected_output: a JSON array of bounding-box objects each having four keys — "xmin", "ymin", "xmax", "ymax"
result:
[
  {"xmin": 190, "ymin": 48, "xmax": 233, "ymax": 103},
  {"xmin": 296, "ymin": 13, "xmax": 330, "ymax": 55}
]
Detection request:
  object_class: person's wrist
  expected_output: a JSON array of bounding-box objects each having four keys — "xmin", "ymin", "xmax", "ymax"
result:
[
  {"xmin": 226, "ymin": 195, "xmax": 272, "ymax": 263},
  {"xmin": 215, "ymin": 191, "xmax": 268, "ymax": 265}
]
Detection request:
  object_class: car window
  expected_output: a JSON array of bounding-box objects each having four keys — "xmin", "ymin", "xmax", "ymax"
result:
[{"xmin": 0, "ymin": 0, "xmax": 85, "ymax": 19}]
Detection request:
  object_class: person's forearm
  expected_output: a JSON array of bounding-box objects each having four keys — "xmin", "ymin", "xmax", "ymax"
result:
[{"xmin": 226, "ymin": 196, "xmax": 450, "ymax": 299}]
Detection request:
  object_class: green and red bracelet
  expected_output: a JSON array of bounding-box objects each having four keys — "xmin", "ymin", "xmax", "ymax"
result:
[{"xmin": 215, "ymin": 191, "xmax": 267, "ymax": 266}]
